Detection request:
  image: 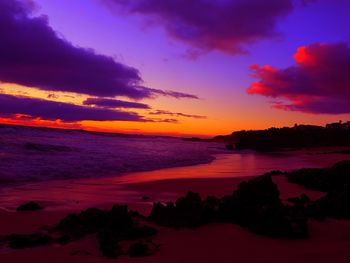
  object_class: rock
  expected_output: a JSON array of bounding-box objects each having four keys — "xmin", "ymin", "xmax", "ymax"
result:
[
  {"xmin": 148, "ymin": 175, "xmax": 308, "ymax": 238},
  {"xmin": 97, "ymin": 230, "xmax": 122, "ymax": 258},
  {"xmin": 3, "ymin": 204, "xmax": 157, "ymax": 258},
  {"xmin": 287, "ymin": 160, "xmax": 350, "ymax": 192},
  {"xmin": 149, "ymin": 192, "xmax": 204, "ymax": 228},
  {"xmin": 142, "ymin": 195, "xmax": 150, "ymax": 200},
  {"xmin": 55, "ymin": 208, "xmax": 108, "ymax": 238},
  {"xmin": 219, "ymin": 175, "xmax": 308, "ymax": 239},
  {"xmin": 128, "ymin": 226, "xmax": 157, "ymax": 239},
  {"xmin": 5, "ymin": 233, "xmax": 52, "ymax": 249},
  {"xmin": 308, "ymin": 184, "xmax": 350, "ymax": 220},
  {"xmin": 287, "ymin": 194, "xmax": 311, "ymax": 205},
  {"xmin": 16, "ymin": 201, "xmax": 43, "ymax": 212},
  {"xmin": 128, "ymin": 241, "xmax": 158, "ymax": 257}
]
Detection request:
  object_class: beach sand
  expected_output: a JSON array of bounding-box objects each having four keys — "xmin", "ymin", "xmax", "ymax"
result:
[{"xmin": 2, "ymin": 173, "xmax": 350, "ymax": 263}]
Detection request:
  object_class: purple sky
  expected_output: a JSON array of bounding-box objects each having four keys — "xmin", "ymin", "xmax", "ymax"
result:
[{"xmin": 1, "ymin": 0, "xmax": 350, "ymax": 135}]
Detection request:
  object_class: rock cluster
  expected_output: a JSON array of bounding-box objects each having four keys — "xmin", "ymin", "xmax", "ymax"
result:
[{"xmin": 150, "ymin": 175, "xmax": 308, "ymax": 239}]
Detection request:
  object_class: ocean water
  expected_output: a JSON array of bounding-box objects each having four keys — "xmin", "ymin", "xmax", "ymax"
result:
[{"xmin": 0, "ymin": 125, "xmax": 223, "ymax": 184}]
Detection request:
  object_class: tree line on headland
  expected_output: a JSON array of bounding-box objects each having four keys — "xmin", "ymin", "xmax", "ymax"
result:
[{"xmin": 210, "ymin": 121, "xmax": 350, "ymax": 151}]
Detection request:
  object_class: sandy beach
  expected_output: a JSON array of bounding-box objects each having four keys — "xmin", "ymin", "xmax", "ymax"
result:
[{"xmin": 2, "ymin": 153, "xmax": 350, "ymax": 263}]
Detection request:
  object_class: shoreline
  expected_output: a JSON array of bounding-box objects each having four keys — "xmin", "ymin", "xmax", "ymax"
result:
[{"xmin": 2, "ymin": 149, "xmax": 350, "ymax": 212}]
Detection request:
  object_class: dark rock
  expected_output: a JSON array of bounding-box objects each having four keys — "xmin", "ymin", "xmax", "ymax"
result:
[
  {"xmin": 287, "ymin": 160, "xmax": 350, "ymax": 192},
  {"xmin": 128, "ymin": 226, "xmax": 157, "ymax": 239},
  {"xmin": 287, "ymin": 194, "xmax": 311, "ymax": 205},
  {"xmin": 202, "ymin": 196, "xmax": 220, "ymax": 223},
  {"xmin": 149, "ymin": 175, "xmax": 308, "ymax": 239},
  {"xmin": 5, "ymin": 233, "xmax": 52, "ymax": 249},
  {"xmin": 129, "ymin": 210, "xmax": 146, "ymax": 219},
  {"xmin": 16, "ymin": 201, "xmax": 43, "ymax": 212},
  {"xmin": 127, "ymin": 241, "xmax": 153, "ymax": 257},
  {"xmin": 55, "ymin": 208, "xmax": 108, "ymax": 238},
  {"xmin": 96, "ymin": 230, "xmax": 122, "ymax": 258},
  {"xmin": 56, "ymin": 234, "xmax": 71, "ymax": 245},
  {"xmin": 219, "ymin": 175, "xmax": 308, "ymax": 239},
  {"xmin": 263, "ymin": 170, "xmax": 284, "ymax": 176},
  {"xmin": 308, "ymin": 184, "xmax": 350, "ymax": 220},
  {"xmin": 149, "ymin": 192, "xmax": 204, "ymax": 228},
  {"xmin": 142, "ymin": 195, "xmax": 150, "ymax": 200}
]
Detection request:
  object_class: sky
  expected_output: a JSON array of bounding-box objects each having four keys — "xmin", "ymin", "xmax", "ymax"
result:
[{"xmin": 0, "ymin": 0, "xmax": 350, "ymax": 137}]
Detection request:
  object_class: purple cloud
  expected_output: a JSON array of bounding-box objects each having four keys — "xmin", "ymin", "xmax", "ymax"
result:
[
  {"xmin": 148, "ymin": 89, "xmax": 199, "ymax": 99},
  {"xmin": 0, "ymin": 94, "xmax": 143, "ymax": 122},
  {"xmin": 83, "ymin": 97, "xmax": 150, "ymax": 109},
  {"xmin": 0, "ymin": 0, "xmax": 198, "ymax": 100},
  {"xmin": 150, "ymin": 110, "xmax": 206, "ymax": 119},
  {"xmin": 103, "ymin": 0, "xmax": 294, "ymax": 55},
  {"xmin": 247, "ymin": 42, "xmax": 350, "ymax": 114}
]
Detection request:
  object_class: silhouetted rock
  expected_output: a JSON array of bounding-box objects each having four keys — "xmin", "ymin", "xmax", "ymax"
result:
[
  {"xmin": 308, "ymin": 184, "xmax": 350, "ymax": 221},
  {"xmin": 128, "ymin": 241, "xmax": 152, "ymax": 257},
  {"xmin": 287, "ymin": 194, "xmax": 311, "ymax": 206},
  {"xmin": 5, "ymin": 233, "xmax": 52, "ymax": 249},
  {"xmin": 128, "ymin": 226, "xmax": 158, "ymax": 239},
  {"xmin": 2, "ymin": 204, "xmax": 157, "ymax": 258},
  {"xmin": 56, "ymin": 234, "xmax": 71, "ymax": 245},
  {"xmin": 202, "ymin": 196, "xmax": 220, "ymax": 223},
  {"xmin": 287, "ymin": 160, "xmax": 350, "ymax": 192},
  {"xmin": 97, "ymin": 230, "xmax": 122, "ymax": 258},
  {"xmin": 142, "ymin": 195, "xmax": 150, "ymax": 200},
  {"xmin": 16, "ymin": 201, "xmax": 43, "ymax": 211},
  {"xmin": 149, "ymin": 176, "xmax": 308, "ymax": 238},
  {"xmin": 55, "ymin": 208, "xmax": 108, "ymax": 238},
  {"xmin": 129, "ymin": 210, "xmax": 146, "ymax": 219},
  {"xmin": 149, "ymin": 191, "xmax": 204, "ymax": 228},
  {"xmin": 263, "ymin": 170, "xmax": 285, "ymax": 176},
  {"xmin": 219, "ymin": 175, "xmax": 308, "ymax": 238}
]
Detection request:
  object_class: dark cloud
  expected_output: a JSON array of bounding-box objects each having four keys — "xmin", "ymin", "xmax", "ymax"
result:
[
  {"xmin": 147, "ymin": 89, "xmax": 199, "ymax": 99},
  {"xmin": 0, "ymin": 94, "xmax": 144, "ymax": 122},
  {"xmin": 0, "ymin": 0, "xmax": 197, "ymax": 100},
  {"xmin": 156, "ymin": 118, "xmax": 178, "ymax": 123},
  {"xmin": 150, "ymin": 110, "xmax": 206, "ymax": 119},
  {"xmin": 103, "ymin": 0, "xmax": 294, "ymax": 55},
  {"xmin": 247, "ymin": 42, "xmax": 350, "ymax": 114},
  {"xmin": 83, "ymin": 97, "xmax": 150, "ymax": 109}
]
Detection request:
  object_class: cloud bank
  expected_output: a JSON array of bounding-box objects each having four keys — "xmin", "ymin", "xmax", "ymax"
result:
[
  {"xmin": 150, "ymin": 110, "xmax": 206, "ymax": 119},
  {"xmin": 0, "ymin": 94, "xmax": 143, "ymax": 122},
  {"xmin": 103, "ymin": 0, "xmax": 294, "ymax": 55},
  {"xmin": 83, "ymin": 97, "xmax": 150, "ymax": 109},
  {"xmin": 0, "ymin": 0, "xmax": 197, "ymax": 99},
  {"xmin": 247, "ymin": 42, "xmax": 350, "ymax": 114}
]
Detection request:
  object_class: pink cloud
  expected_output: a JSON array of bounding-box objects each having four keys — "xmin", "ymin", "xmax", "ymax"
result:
[{"xmin": 247, "ymin": 42, "xmax": 350, "ymax": 114}]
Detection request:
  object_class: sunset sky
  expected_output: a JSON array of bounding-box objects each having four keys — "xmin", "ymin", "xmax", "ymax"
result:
[{"xmin": 1, "ymin": 0, "xmax": 350, "ymax": 136}]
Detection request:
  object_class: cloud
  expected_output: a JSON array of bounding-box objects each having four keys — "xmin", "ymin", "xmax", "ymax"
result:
[
  {"xmin": 150, "ymin": 110, "xmax": 206, "ymax": 119},
  {"xmin": 147, "ymin": 89, "xmax": 199, "ymax": 99},
  {"xmin": 247, "ymin": 42, "xmax": 350, "ymax": 114},
  {"xmin": 0, "ymin": 0, "xmax": 197, "ymax": 100},
  {"xmin": 83, "ymin": 97, "xmax": 150, "ymax": 109},
  {"xmin": 102, "ymin": 0, "xmax": 294, "ymax": 55},
  {"xmin": 0, "ymin": 94, "xmax": 144, "ymax": 122}
]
